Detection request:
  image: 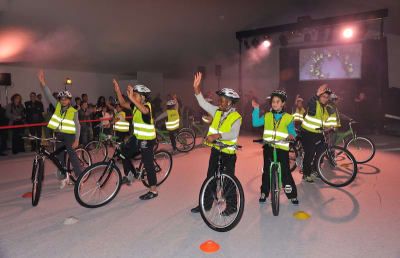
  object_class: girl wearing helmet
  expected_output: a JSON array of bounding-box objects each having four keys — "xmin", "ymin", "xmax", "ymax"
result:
[
  {"xmin": 154, "ymin": 96, "xmax": 180, "ymax": 152},
  {"xmin": 190, "ymin": 72, "xmax": 242, "ymax": 215},
  {"xmin": 37, "ymin": 70, "xmax": 82, "ymax": 189},
  {"xmin": 252, "ymin": 89, "xmax": 299, "ymax": 205},
  {"xmin": 113, "ymin": 79, "xmax": 158, "ymax": 200}
]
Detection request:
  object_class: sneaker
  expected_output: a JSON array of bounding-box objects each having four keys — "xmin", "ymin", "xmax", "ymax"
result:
[
  {"xmin": 302, "ymin": 175, "xmax": 314, "ymax": 183},
  {"xmin": 139, "ymin": 191, "xmax": 158, "ymax": 200},
  {"xmin": 259, "ymin": 192, "xmax": 267, "ymax": 203},
  {"xmin": 191, "ymin": 205, "xmax": 200, "ymax": 213},
  {"xmin": 291, "ymin": 198, "xmax": 299, "ymax": 206},
  {"xmin": 55, "ymin": 169, "xmax": 66, "ymax": 180},
  {"xmin": 121, "ymin": 171, "xmax": 135, "ymax": 185},
  {"xmin": 59, "ymin": 178, "xmax": 68, "ymax": 189},
  {"xmin": 222, "ymin": 206, "xmax": 237, "ymax": 216}
]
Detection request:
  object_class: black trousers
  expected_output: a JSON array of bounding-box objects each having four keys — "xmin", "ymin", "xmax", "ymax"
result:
[
  {"xmin": 115, "ymin": 131, "xmax": 127, "ymax": 142},
  {"xmin": 261, "ymin": 145, "xmax": 297, "ymax": 199},
  {"xmin": 55, "ymin": 132, "xmax": 82, "ymax": 177},
  {"xmin": 0, "ymin": 128, "xmax": 8, "ymax": 153},
  {"xmin": 79, "ymin": 127, "xmax": 91, "ymax": 147},
  {"xmin": 29, "ymin": 125, "xmax": 42, "ymax": 151},
  {"xmin": 12, "ymin": 121, "xmax": 25, "ymax": 154},
  {"xmin": 168, "ymin": 129, "xmax": 178, "ymax": 150},
  {"xmin": 300, "ymin": 129, "xmax": 324, "ymax": 177},
  {"xmin": 203, "ymin": 148, "xmax": 237, "ymax": 210},
  {"xmin": 121, "ymin": 136, "xmax": 157, "ymax": 187}
]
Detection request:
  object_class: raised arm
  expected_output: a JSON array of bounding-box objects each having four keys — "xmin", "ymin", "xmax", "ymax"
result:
[
  {"xmin": 37, "ymin": 70, "xmax": 57, "ymax": 107},
  {"xmin": 193, "ymin": 72, "xmax": 218, "ymax": 116},
  {"xmin": 112, "ymin": 79, "xmax": 131, "ymax": 110}
]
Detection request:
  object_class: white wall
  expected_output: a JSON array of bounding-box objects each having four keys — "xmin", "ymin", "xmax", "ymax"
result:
[{"xmin": 0, "ymin": 65, "xmax": 132, "ymax": 108}]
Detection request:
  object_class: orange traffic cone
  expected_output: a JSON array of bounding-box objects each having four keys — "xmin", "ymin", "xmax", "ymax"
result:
[
  {"xmin": 22, "ymin": 192, "xmax": 32, "ymax": 198},
  {"xmin": 200, "ymin": 240, "xmax": 220, "ymax": 253}
]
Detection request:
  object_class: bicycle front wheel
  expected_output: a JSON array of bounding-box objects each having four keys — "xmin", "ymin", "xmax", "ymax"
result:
[
  {"xmin": 345, "ymin": 136, "xmax": 375, "ymax": 164},
  {"xmin": 199, "ymin": 173, "xmax": 245, "ymax": 232},
  {"xmin": 140, "ymin": 150, "xmax": 173, "ymax": 187},
  {"xmin": 32, "ymin": 158, "xmax": 44, "ymax": 206},
  {"xmin": 270, "ymin": 164, "xmax": 280, "ymax": 216},
  {"xmin": 176, "ymin": 129, "xmax": 196, "ymax": 152},
  {"xmin": 85, "ymin": 141, "xmax": 108, "ymax": 163},
  {"xmin": 317, "ymin": 146, "xmax": 358, "ymax": 187},
  {"xmin": 74, "ymin": 162, "xmax": 122, "ymax": 208}
]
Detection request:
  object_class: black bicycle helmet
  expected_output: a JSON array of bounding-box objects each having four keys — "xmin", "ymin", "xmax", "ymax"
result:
[{"xmin": 269, "ymin": 89, "xmax": 287, "ymax": 102}]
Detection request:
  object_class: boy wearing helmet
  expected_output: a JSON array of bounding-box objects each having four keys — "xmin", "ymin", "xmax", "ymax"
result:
[
  {"xmin": 190, "ymin": 72, "xmax": 242, "ymax": 215},
  {"xmin": 113, "ymin": 79, "xmax": 158, "ymax": 200},
  {"xmin": 252, "ymin": 90, "xmax": 299, "ymax": 205},
  {"xmin": 154, "ymin": 95, "xmax": 180, "ymax": 152},
  {"xmin": 37, "ymin": 70, "xmax": 82, "ymax": 189},
  {"xmin": 300, "ymin": 84, "xmax": 333, "ymax": 183}
]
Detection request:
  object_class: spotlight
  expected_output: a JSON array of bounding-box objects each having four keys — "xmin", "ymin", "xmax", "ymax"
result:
[
  {"xmin": 65, "ymin": 77, "xmax": 72, "ymax": 85},
  {"xmin": 343, "ymin": 28, "xmax": 354, "ymax": 38},
  {"xmin": 251, "ymin": 37, "xmax": 260, "ymax": 48},
  {"xmin": 262, "ymin": 39, "xmax": 271, "ymax": 48}
]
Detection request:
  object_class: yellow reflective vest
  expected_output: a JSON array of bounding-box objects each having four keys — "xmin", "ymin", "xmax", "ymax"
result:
[
  {"xmin": 113, "ymin": 111, "xmax": 130, "ymax": 132},
  {"xmin": 47, "ymin": 102, "xmax": 77, "ymax": 134},
  {"xmin": 165, "ymin": 109, "xmax": 180, "ymax": 131},
  {"xmin": 132, "ymin": 103, "xmax": 156, "ymax": 140},
  {"xmin": 263, "ymin": 112, "xmax": 293, "ymax": 151}
]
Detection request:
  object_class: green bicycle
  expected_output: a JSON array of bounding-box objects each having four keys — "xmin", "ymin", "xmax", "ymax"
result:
[
  {"xmin": 332, "ymin": 120, "xmax": 375, "ymax": 164},
  {"xmin": 85, "ymin": 124, "xmax": 120, "ymax": 164},
  {"xmin": 254, "ymin": 139, "xmax": 294, "ymax": 216},
  {"xmin": 153, "ymin": 127, "xmax": 196, "ymax": 153}
]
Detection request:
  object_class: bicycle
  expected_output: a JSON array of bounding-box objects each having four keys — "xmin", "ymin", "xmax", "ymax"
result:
[
  {"xmin": 253, "ymin": 138, "xmax": 295, "ymax": 216},
  {"xmin": 184, "ymin": 115, "xmax": 209, "ymax": 140},
  {"xmin": 199, "ymin": 141, "xmax": 244, "ymax": 232},
  {"xmin": 154, "ymin": 127, "xmax": 196, "ymax": 152},
  {"xmin": 23, "ymin": 135, "xmax": 92, "ymax": 206},
  {"xmin": 74, "ymin": 139, "xmax": 173, "ymax": 208},
  {"xmin": 85, "ymin": 124, "xmax": 119, "ymax": 164},
  {"xmin": 332, "ymin": 120, "xmax": 376, "ymax": 164},
  {"xmin": 292, "ymin": 127, "xmax": 358, "ymax": 187}
]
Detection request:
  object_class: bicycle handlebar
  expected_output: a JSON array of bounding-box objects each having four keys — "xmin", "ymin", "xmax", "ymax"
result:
[
  {"xmin": 210, "ymin": 140, "xmax": 242, "ymax": 150},
  {"xmin": 23, "ymin": 135, "xmax": 61, "ymax": 143}
]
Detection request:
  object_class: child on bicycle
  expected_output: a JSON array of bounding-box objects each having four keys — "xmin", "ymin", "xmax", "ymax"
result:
[
  {"xmin": 190, "ymin": 72, "xmax": 242, "ymax": 216},
  {"xmin": 154, "ymin": 95, "xmax": 180, "ymax": 153},
  {"xmin": 293, "ymin": 94, "xmax": 305, "ymax": 128},
  {"xmin": 252, "ymin": 90, "xmax": 299, "ymax": 205},
  {"xmin": 300, "ymin": 84, "xmax": 332, "ymax": 183},
  {"xmin": 113, "ymin": 79, "xmax": 158, "ymax": 200},
  {"xmin": 106, "ymin": 100, "xmax": 130, "ymax": 142},
  {"xmin": 37, "ymin": 70, "xmax": 82, "ymax": 189}
]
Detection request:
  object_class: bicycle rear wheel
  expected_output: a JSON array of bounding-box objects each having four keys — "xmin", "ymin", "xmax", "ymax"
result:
[
  {"xmin": 85, "ymin": 141, "xmax": 108, "ymax": 163},
  {"xmin": 32, "ymin": 158, "xmax": 44, "ymax": 206},
  {"xmin": 74, "ymin": 162, "xmax": 122, "ymax": 208},
  {"xmin": 289, "ymin": 144, "xmax": 298, "ymax": 172},
  {"xmin": 175, "ymin": 129, "xmax": 196, "ymax": 152},
  {"xmin": 317, "ymin": 146, "xmax": 358, "ymax": 187},
  {"xmin": 199, "ymin": 173, "xmax": 245, "ymax": 232},
  {"xmin": 270, "ymin": 165, "xmax": 280, "ymax": 216},
  {"xmin": 345, "ymin": 136, "xmax": 375, "ymax": 164},
  {"xmin": 141, "ymin": 150, "xmax": 173, "ymax": 187}
]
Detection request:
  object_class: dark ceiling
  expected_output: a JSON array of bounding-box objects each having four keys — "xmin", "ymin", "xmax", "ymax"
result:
[{"xmin": 0, "ymin": 0, "xmax": 398, "ymax": 75}]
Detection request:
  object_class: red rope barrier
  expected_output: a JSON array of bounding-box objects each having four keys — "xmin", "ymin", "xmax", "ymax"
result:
[{"xmin": 0, "ymin": 116, "xmax": 134, "ymax": 130}]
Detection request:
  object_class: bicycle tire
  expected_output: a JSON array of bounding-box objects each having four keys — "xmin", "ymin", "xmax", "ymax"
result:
[
  {"xmin": 270, "ymin": 164, "xmax": 280, "ymax": 216},
  {"xmin": 175, "ymin": 129, "xmax": 196, "ymax": 152},
  {"xmin": 317, "ymin": 146, "xmax": 358, "ymax": 187},
  {"xmin": 181, "ymin": 127, "xmax": 196, "ymax": 139},
  {"xmin": 85, "ymin": 141, "xmax": 108, "ymax": 163},
  {"xmin": 140, "ymin": 150, "xmax": 173, "ymax": 187},
  {"xmin": 32, "ymin": 158, "xmax": 44, "ymax": 206},
  {"xmin": 345, "ymin": 136, "xmax": 375, "ymax": 164},
  {"xmin": 199, "ymin": 173, "xmax": 245, "ymax": 232},
  {"xmin": 74, "ymin": 162, "xmax": 122, "ymax": 208},
  {"xmin": 289, "ymin": 144, "xmax": 298, "ymax": 172}
]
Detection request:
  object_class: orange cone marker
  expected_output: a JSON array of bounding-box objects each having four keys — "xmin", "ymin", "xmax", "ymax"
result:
[
  {"xmin": 200, "ymin": 240, "xmax": 220, "ymax": 253},
  {"xmin": 22, "ymin": 192, "xmax": 32, "ymax": 198}
]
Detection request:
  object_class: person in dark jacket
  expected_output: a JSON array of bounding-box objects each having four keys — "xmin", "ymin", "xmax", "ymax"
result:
[
  {"xmin": 25, "ymin": 92, "xmax": 44, "ymax": 151},
  {"xmin": 0, "ymin": 104, "xmax": 9, "ymax": 155},
  {"xmin": 6, "ymin": 94, "xmax": 26, "ymax": 154}
]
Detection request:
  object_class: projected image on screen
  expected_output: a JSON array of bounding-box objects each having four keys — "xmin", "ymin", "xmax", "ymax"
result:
[{"xmin": 299, "ymin": 44, "xmax": 362, "ymax": 80}]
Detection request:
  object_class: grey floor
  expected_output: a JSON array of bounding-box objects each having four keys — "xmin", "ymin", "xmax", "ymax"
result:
[{"xmin": 0, "ymin": 135, "xmax": 399, "ymax": 258}]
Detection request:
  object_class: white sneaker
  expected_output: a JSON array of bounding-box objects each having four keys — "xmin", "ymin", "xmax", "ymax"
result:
[{"xmin": 60, "ymin": 178, "xmax": 68, "ymax": 189}]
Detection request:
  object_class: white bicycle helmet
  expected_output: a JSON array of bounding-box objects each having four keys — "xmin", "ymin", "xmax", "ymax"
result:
[
  {"xmin": 133, "ymin": 84, "xmax": 151, "ymax": 95},
  {"xmin": 296, "ymin": 97, "xmax": 304, "ymax": 102},
  {"xmin": 216, "ymin": 88, "xmax": 240, "ymax": 103},
  {"xmin": 166, "ymin": 99, "xmax": 177, "ymax": 106},
  {"xmin": 58, "ymin": 90, "xmax": 72, "ymax": 99}
]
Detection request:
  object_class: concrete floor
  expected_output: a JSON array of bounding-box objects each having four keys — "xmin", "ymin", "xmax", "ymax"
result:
[{"xmin": 0, "ymin": 135, "xmax": 399, "ymax": 258}]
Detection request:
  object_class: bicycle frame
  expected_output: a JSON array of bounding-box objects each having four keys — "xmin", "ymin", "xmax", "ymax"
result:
[
  {"xmin": 333, "ymin": 121, "xmax": 357, "ymax": 146},
  {"xmin": 156, "ymin": 129, "xmax": 171, "ymax": 144},
  {"xmin": 269, "ymin": 145, "xmax": 282, "ymax": 190}
]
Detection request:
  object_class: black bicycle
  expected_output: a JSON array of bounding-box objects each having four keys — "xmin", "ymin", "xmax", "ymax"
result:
[
  {"xmin": 199, "ymin": 141, "xmax": 245, "ymax": 232},
  {"xmin": 23, "ymin": 135, "xmax": 92, "ymax": 206},
  {"xmin": 74, "ymin": 139, "xmax": 173, "ymax": 208}
]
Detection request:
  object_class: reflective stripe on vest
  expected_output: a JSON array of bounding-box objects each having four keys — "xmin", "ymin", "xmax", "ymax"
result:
[
  {"xmin": 293, "ymin": 107, "xmax": 305, "ymax": 122},
  {"xmin": 132, "ymin": 103, "xmax": 156, "ymax": 140},
  {"xmin": 204, "ymin": 110, "xmax": 242, "ymax": 154},
  {"xmin": 165, "ymin": 109, "xmax": 180, "ymax": 131},
  {"xmin": 301, "ymin": 101, "xmax": 328, "ymax": 133},
  {"xmin": 47, "ymin": 102, "xmax": 76, "ymax": 134},
  {"xmin": 263, "ymin": 112, "xmax": 292, "ymax": 151},
  {"xmin": 113, "ymin": 111, "xmax": 130, "ymax": 132}
]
